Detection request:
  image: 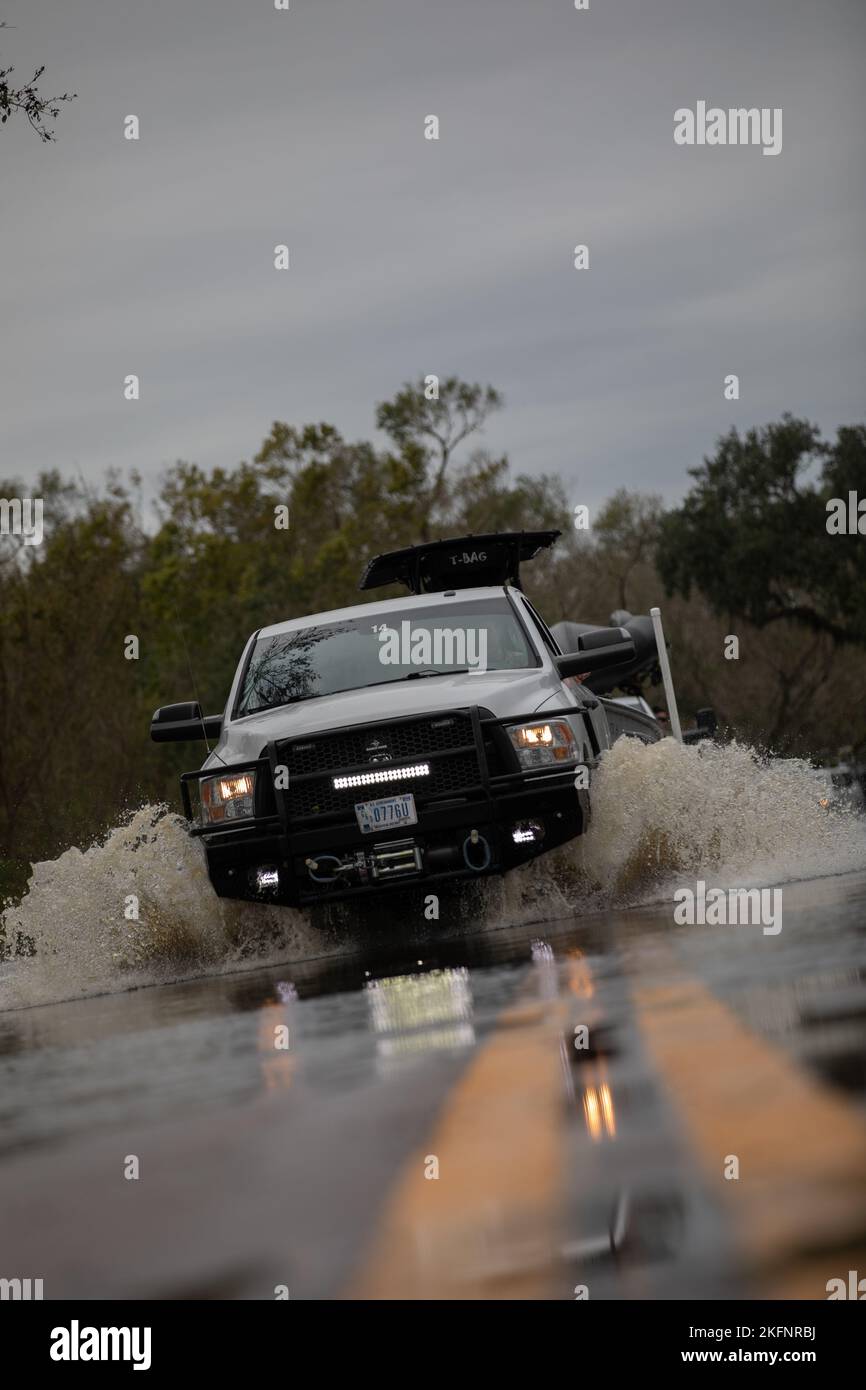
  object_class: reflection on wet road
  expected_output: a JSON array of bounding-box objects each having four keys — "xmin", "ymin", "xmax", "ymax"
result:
[{"xmin": 1, "ymin": 870, "xmax": 865, "ymax": 1300}]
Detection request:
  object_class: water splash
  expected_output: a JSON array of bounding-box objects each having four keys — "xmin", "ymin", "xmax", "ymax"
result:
[
  {"xmin": 0, "ymin": 805, "xmax": 313, "ymax": 1010},
  {"xmin": 2, "ymin": 741, "xmax": 864, "ymax": 1008},
  {"xmin": 576, "ymin": 737, "xmax": 866, "ymax": 898},
  {"xmin": 486, "ymin": 738, "xmax": 866, "ymax": 927}
]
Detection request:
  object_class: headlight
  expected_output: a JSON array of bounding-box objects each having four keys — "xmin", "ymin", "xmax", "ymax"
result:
[
  {"xmin": 507, "ymin": 720, "xmax": 578, "ymax": 768},
  {"xmin": 200, "ymin": 770, "xmax": 256, "ymax": 824}
]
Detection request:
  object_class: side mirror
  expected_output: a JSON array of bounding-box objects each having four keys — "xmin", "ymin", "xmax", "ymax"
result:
[
  {"xmin": 150, "ymin": 702, "xmax": 223, "ymax": 743},
  {"xmin": 555, "ymin": 627, "xmax": 635, "ymax": 680}
]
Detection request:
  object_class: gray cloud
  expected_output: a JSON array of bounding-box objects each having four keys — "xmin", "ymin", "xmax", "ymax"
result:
[{"xmin": 2, "ymin": 0, "xmax": 864, "ymax": 517}]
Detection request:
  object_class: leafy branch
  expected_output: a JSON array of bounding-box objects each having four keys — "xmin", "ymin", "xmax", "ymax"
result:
[{"xmin": 0, "ymin": 24, "xmax": 76, "ymax": 142}]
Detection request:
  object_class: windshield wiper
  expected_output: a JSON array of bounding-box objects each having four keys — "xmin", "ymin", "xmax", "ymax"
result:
[
  {"xmin": 404, "ymin": 667, "xmax": 471, "ymax": 680},
  {"xmin": 330, "ymin": 668, "xmax": 473, "ymax": 693}
]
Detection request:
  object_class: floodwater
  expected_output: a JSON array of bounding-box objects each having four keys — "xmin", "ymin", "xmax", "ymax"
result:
[{"xmin": 1, "ymin": 739, "xmax": 865, "ymax": 1299}]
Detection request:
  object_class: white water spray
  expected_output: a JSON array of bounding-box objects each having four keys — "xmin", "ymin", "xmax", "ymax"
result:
[{"xmin": 2, "ymin": 741, "xmax": 864, "ymax": 1008}]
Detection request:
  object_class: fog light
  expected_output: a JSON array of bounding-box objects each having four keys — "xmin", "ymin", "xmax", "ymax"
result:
[{"xmin": 512, "ymin": 820, "xmax": 544, "ymax": 845}]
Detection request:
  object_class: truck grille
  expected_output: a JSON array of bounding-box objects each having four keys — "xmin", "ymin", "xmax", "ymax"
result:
[{"xmin": 277, "ymin": 712, "xmax": 485, "ymax": 823}]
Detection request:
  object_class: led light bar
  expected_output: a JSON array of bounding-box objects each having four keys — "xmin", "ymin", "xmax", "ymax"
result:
[{"xmin": 333, "ymin": 762, "xmax": 430, "ymax": 790}]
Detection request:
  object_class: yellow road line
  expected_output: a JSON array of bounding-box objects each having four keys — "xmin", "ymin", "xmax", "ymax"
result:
[
  {"xmin": 348, "ymin": 996, "xmax": 570, "ymax": 1300},
  {"xmin": 632, "ymin": 948, "xmax": 866, "ymax": 1298}
]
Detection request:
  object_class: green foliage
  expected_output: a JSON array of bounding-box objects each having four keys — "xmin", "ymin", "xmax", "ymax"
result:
[
  {"xmin": 658, "ymin": 416, "xmax": 866, "ymax": 644},
  {"xmin": 0, "ymin": 380, "xmax": 549, "ymax": 872},
  {"xmin": 0, "ymin": 471, "xmax": 146, "ymax": 861},
  {"xmin": 375, "ymin": 377, "xmax": 503, "ymax": 538},
  {"xmin": 1, "ymin": 391, "xmax": 864, "ymax": 891}
]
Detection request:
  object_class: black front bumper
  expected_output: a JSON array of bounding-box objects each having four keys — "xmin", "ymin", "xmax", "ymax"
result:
[{"xmin": 181, "ymin": 704, "xmax": 592, "ymax": 906}]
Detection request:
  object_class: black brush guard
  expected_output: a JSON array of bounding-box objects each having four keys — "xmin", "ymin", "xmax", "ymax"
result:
[{"xmin": 180, "ymin": 703, "xmax": 593, "ymax": 906}]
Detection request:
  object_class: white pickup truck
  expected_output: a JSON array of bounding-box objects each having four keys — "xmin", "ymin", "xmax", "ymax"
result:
[{"xmin": 150, "ymin": 531, "xmax": 665, "ymax": 906}]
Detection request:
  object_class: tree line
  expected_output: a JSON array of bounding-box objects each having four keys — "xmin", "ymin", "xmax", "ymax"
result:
[{"xmin": 2, "ymin": 377, "xmax": 864, "ymax": 900}]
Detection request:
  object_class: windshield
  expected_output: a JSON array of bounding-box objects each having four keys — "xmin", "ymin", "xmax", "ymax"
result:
[{"xmin": 237, "ymin": 597, "xmax": 539, "ymax": 716}]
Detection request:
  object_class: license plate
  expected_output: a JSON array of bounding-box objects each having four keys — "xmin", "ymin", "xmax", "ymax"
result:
[{"xmin": 355, "ymin": 793, "xmax": 418, "ymax": 834}]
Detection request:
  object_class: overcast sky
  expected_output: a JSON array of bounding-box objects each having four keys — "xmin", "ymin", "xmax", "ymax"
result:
[{"xmin": 2, "ymin": 0, "xmax": 864, "ymax": 516}]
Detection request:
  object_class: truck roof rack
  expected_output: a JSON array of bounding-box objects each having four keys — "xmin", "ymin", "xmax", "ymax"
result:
[{"xmin": 358, "ymin": 530, "xmax": 561, "ymax": 595}]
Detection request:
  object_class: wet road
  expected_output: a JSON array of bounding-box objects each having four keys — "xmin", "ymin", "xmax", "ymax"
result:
[{"xmin": 1, "ymin": 868, "xmax": 866, "ymax": 1300}]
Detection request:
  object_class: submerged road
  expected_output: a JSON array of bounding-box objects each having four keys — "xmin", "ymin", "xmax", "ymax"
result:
[{"xmin": 1, "ymin": 868, "xmax": 865, "ymax": 1300}]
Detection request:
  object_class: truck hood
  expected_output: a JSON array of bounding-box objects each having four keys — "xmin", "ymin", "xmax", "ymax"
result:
[{"xmin": 209, "ymin": 668, "xmax": 560, "ymax": 766}]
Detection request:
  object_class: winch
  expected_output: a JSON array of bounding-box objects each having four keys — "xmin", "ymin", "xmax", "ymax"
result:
[{"xmin": 305, "ymin": 838, "xmax": 422, "ymax": 887}]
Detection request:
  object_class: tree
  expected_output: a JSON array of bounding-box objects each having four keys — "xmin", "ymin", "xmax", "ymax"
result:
[
  {"xmin": 5, "ymin": 392, "xmax": 866, "ymax": 897},
  {"xmin": 657, "ymin": 415, "xmax": 866, "ymax": 646},
  {"xmin": 375, "ymin": 377, "xmax": 503, "ymax": 538},
  {"xmin": 0, "ymin": 472, "xmax": 145, "ymax": 863},
  {"xmin": 594, "ymin": 489, "xmax": 664, "ymax": 611},
  {"xmin": 0, "ymin": 25, "xmax": 75, "ymax": 142}
]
